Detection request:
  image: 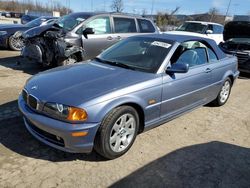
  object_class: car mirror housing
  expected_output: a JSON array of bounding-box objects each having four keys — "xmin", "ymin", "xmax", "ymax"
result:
[
  {"xmin": 165, "ymin": 63, "xmax": 189, "ymax": 74},
  {"xmin": 206, "ymin": 29, "xmax": 213, "ymax": 34},
  {"xmin": 83, "ymin": 27, "xmax": 95, "ymax": 39}
]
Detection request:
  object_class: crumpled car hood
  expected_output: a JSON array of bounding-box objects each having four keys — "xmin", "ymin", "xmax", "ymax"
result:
[
  {"xmin": 224, "ymin": 21, "xmax": 250, "ymax": 41},
  {"xmin": 23, "ymin": 24, "xmax": 59, "ymax": 38},
  {"xmin": 25, "ymin": 61, "xmax": 154, "ymax": 107}
]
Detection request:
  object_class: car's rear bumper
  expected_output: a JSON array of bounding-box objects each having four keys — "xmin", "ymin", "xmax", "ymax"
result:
[
  {"xmin": 0, "ymin": 35, "xmax": 9, "ymax": 48},
  {"xmin": 238, "ymin": 61, "xmax": 250, "ymax": 73},
  {"xmin": 18, "ymin": 95, "xmax": 100, "ymax": 153}
]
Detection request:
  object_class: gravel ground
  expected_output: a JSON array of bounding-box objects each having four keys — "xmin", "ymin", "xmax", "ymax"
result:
[{"xmin": 0, "ymin": 50, "xmax": 250, "ymax": 188}]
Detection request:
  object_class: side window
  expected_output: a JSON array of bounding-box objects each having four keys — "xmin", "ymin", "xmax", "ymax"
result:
[
  {"xmin": 207, "ymin": 48, "xmax": 218, "ymax": 62},
  {"xmin": 137, "ymin": 19, "xmax": 155, "ymax": 33},
  {"xmin": 171, "ymin": 41, "xmax": 208, "ymax": 68},
  {"xmin": 113, "ymin": 17, "xmax": 137, "ymax": 33},
  {"xmin": 85, "ymin": 16, "xmax": 111, "ymax": 34},
  {"xmin": 213, "ymin": 25, "xmax": 223, "ymax": 34}
]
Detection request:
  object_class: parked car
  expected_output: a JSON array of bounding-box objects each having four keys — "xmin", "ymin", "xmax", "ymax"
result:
[
  {"xmin": 0, "ymin": 16, "xmax": 56, "ymax": 50},
  {"xmin": 219, "ymin": 21, "xmax": 250, "ymax": 73},
  {"xmin": 18, "ymin": 34, "xmax": 239, "ymax": 159},
  {"xmin": 166, "ymin": 21, "xmax": 224, "ymax": 44},
  {"xmin": 1, "ymin": 12, "xmax": 11, "ymax": 17},
  {"xmin": 21, "ymin": 15, "xmax": 39, "ymax": 24},
  {"xmin": 21, "ymin": 12, "xmax": 158, "ymax": 67}
]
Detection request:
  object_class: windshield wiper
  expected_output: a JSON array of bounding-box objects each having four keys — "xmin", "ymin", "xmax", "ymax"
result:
[{"xmin": 94, "ymin": 57, "xmax": 135, "ymax": 70}]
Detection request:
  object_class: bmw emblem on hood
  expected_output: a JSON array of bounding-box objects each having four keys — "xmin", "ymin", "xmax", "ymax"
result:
[{"xmin": 31, "ymin": 85, "xmax": 38, "ymax": 90}]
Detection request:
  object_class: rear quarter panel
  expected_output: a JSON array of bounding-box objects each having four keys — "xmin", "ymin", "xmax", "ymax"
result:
[{"xmin": 209, "ymin": 55, "xmax": 238, "ymax": 100}]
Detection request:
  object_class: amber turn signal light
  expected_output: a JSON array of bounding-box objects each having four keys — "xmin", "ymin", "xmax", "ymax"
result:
[
  {"xmin": 67, "ymin": 107, "xmax": 88, "ymax": 121},
  {"xmin": 71, "ymin": 131, "xmax": 88, "ymax": 137}
]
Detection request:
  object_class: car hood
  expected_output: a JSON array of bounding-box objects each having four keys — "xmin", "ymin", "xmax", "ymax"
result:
[
  {"xmin": 0, "ymin": 24, "xmax": 24, "ymax": 29},
  {"xmin": 23, "ymin": 24, "xmax": 59, "ymax": 38},
  {"xmin": 224, "ymin": 21, "xmax": 250, "ymax": 41},
  {"xmin": 0, "ymin": 24, "xmax": 28, "ymax": 32},
  {"xmin": 25, "ymin": 61, "xmax": 155, "ymax": 107}
]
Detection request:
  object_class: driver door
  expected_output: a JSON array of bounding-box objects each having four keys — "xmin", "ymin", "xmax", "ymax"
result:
[{"xmin": 160, "ymin": 41, "xmax": 213, "ymax": 119}]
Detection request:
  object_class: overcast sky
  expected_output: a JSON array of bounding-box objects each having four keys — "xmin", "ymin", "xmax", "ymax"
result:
[{"xmin": 61, "ymin": 0, "xmax": 250, "ymax": 15}]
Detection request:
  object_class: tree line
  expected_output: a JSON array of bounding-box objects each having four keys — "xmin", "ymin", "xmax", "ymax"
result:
[{"xmin": 0, "ymin": 0, "xmax": 72, "ymax": 15}]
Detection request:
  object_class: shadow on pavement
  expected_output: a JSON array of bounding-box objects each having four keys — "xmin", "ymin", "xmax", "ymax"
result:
[
  {"xmin": 111, "ymin": 141, "xmax": 250, "ymax": 188},
  {"xmin": 0, "ymin": 55, "xmax": 43, "ymax": 75},
  {"xmin": 0, "ymin": 100, "xmax": 105, "ymax": 162}
]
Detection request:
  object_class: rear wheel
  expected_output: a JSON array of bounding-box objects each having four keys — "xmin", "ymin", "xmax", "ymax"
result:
[
  {"xmin": 9, "ymin": 35, "xmax": 24, "ymax": 51},
  {"xmin": 94, "ymin": 106, "xmax": 139, "ymax": 159},
  {"xmin": 213, "ymin": 78, "xmax": 232, "ymax": 106}
]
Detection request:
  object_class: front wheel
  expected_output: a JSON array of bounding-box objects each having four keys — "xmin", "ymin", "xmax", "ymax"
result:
[
  {"xmin": 94, "ymin": 106, "xmax": 139, "ymax": 159},
  {"xmin": 9, "ymin": 35, "xmax": 24, "ymax": 51},
  {"xmin": 213, "ymin": 78, "xmax": 232, "ymax": 106}
]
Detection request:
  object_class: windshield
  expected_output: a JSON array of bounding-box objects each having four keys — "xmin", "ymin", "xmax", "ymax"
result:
[
  {"xmin": 176, "ymin": 22, "xmax": 207, "ymax": 34},
  {"xmin": 98, "ymin": 37, "xmax": 173, "ymax": 73},
  {"xmin": 25, "ymin": 17, "xmax": 47, "ymax": 27},
  {"xmin": 56, "ymin": 14, "xmax": 87, "ymax": 31}
]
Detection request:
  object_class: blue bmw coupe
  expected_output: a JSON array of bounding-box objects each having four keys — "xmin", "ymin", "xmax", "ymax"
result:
[{"xmin": 18, "ymin": 34, "xmax": 239, "ymax": 159}]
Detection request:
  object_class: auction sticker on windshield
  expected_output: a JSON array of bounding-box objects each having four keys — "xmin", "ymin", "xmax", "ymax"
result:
[{"xmin": 152, "ymin": 41, "xmax": 172, "ymax": 48}]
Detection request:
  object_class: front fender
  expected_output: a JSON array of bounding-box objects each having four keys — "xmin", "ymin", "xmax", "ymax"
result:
[{"xmin": 84, "ymin": 95, "xmax": 147, "ymax": 123}]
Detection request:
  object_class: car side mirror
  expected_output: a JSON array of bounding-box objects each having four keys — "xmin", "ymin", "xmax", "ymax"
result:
[
  {"xmin": 206, "ymin": 30, "xmax": 213, "ymax": 34},
  {"xmin": 165, "ymin": 63, "xmax": 189, "ymax": 74},
  {"xmin": 83, "ymin": 27, "xmax": 95, "ymax": 39}
]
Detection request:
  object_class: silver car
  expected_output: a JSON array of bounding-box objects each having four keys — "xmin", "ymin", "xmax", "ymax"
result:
[{"xmin": 21, "ymin": 12, "xmax": 159, "ymax": 66}]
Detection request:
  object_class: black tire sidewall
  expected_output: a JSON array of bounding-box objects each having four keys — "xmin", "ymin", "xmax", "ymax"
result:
[{"xmin": 97, "ymin": 106, "xmax": 139, "ymax": 159}]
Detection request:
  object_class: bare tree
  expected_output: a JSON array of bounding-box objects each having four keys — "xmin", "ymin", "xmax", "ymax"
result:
[
  {"xmin": 156, "ymin": 6, "xmax": 181, "ymax": 31},
  {"xmin": 110, "ymin": 0, "xmax": 124, "ymax": 12},
  {"xmin": 0, "ymin": 0, "xmax": 72, "ymax": 15},
  {"xmin": 209, "ymin": 7, "xmax": 220, "ymax": 22},
  {"xmin": 142, "ymin": 8, "xmax": 147, "ymax": 16},
  {"xmin": 170, "ymin": 6, "xmax": 180, "ymax": 16}
]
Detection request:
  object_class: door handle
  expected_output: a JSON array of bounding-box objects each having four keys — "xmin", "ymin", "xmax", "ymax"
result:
[
  {"xmin": 205, "ymin": 68, "xmax": 212, "ymax": 73},
  {"xmin": 116, "ymin": 36, "xmax": 122, "ymax": 40},
  {"xmin": 107, "ymin": 36, "xmax": 113, "ymax": 40}
]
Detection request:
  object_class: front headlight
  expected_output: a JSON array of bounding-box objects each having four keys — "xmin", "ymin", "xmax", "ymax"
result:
[
  {"xmin": 0, "ymin": 31, "xmax": 7, "ymax": 35},
  {"xmin": 43, "ymin": 103, "xmax": 88, "ymax": 122}
]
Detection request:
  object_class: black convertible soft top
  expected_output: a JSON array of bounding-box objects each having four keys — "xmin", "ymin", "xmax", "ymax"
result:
[{"xmin": 137, "ymin": 34, "xmax": 227, "ymax": 60}]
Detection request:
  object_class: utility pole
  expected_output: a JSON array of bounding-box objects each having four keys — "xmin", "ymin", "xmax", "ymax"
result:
[
  {"xmin": 225, "ymin": 0, "xmax": 232, "ymax": 23},
  {"xmin": 150, "ymin": 0, "xmax": 155, "ymax": 16}
]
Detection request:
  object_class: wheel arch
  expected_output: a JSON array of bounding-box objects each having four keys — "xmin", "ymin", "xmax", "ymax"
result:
[
  {"xmin": 222, "ymin": 70, "xmax": 235, "ymax": 85},
  {"xmin": 87, "ymin": 96, "xmax": 147, "ymax": 133},
  {"xmin": 116, "ymin": 102, "xmax": 145, "ymax": 133}
]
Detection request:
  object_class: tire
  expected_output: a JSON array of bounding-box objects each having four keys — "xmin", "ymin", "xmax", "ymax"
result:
[
  {"xmin": 57, "ymin": 54, "xmax": 77, "ymax": 66},
  {"xmin": 9, "ymin": 35, "xmax": 24, "ymax": 51},
  {"xmin": 94, "ymin": 106, "xmax": 139, "ymax": 159},
  {"xmin": 213, "ymin": 78, "xmax": 232, "ymax": 106}
]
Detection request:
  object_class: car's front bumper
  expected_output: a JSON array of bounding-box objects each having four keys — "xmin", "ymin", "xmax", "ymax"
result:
[
  {"xmin": 18, "ymin": 95, "xmax": 100, "ymax": 153},
  {"xmin": 21, "ymin": 43, "xmax": 43, "ymax": 63}
]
